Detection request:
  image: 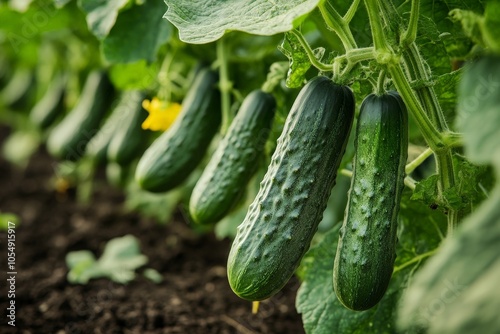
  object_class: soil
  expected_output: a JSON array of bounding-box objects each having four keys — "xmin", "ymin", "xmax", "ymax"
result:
[{"xmin": 0, "ymin": 126, "xmax": 305, "ymax": 334}]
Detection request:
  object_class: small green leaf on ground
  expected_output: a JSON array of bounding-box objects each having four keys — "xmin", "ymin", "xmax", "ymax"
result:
[
  {"xmin": 66, "ymin": 235, "xmax": 149, "ymax": 284},
  {"xmin": 143, "ymin": 268, "xmax": 163, "ymax": 283}
]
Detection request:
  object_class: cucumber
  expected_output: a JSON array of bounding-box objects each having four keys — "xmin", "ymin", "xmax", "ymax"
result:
[
  {"xmin": 107, "ymin": 90, "xmax": 148, "ymax": 166},
  {"xmin": 189, "ymin": 89, "xmax": 276, "ymax": 225},
  {"xmin": 227, "ymin": 76, "xmax": 355, "ymax": 301},
  {"xmin": 333, "ymin": 91, "xmax": 408, "ymax": 311},
  {"xmin": 47, "ymin": 71, "xmax": 114, "ymax": 161},
  {"xmin": 135, "ymin": 68, "xmax": 221, "ymax": 192},
  {"xmin": 29, "ymin": 72, "xmax": 66, "ymax": 129}
]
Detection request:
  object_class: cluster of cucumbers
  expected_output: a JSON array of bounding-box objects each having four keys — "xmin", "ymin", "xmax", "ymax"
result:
[
  {"xmin": 134, "ymin": 68, "xmax": 408, "ymax": 311},
  {"xmin": 26, "ymin": 70, "xmax": 151, "ymax": 185},
  {"xmin": 33, "ymin": 65, "xmax": 408, "ymax": 311}
]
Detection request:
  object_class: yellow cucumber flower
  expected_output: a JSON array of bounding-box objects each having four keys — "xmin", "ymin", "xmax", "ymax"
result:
[{"xmin": 141, "ymin": 97, "xmax": 182, "ymax": 131}]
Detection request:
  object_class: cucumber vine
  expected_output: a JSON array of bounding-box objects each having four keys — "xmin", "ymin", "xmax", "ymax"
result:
[{"xmin": 301, "ymin": 0, "xmax": 461, "ymax": 235}]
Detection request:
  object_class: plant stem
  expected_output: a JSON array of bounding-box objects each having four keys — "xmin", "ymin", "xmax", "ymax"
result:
[
  {"xmin": 376, "ymin": 69, "xmax": 386, "ymax": 95},
  {"xmin": 393, "ymin": 249, "xmax": 437, "ymax": 273},
  {"xmin": 404, "ymin": 44, "xmax": 448, "ymax": 131},
  {"xmin": 289, "ymin": 30, "xmax": 332, "ymax": 72},
  {"xmin": 387, "ymin": 63, "xmax": 444, "ymax": 151},
  {"xmin": 363, "ymin": 0, "xmax": 393, "ymax": 63},
  {"xmin": 405, "ymin": 147, "xmax": 433, "ymax": 174},
  {"xmin": 343, "ymin": 0, "xmax": 361, "ymax": 23},
  {"xmin": 216, "ymin": 38, "xmax": 233, "ymax": 134},
  {"xmin": 400, "ymin": 0, "xmax": 420, "ymax": 46},
  {"xmin": 318, "ymin": 0, "xmax": 357, "ymax": 50}
]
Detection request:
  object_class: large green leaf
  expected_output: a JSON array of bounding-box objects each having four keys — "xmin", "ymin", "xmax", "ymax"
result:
[
  {"xmin": 102, "ymin": 0, "xmax": 172, "ymax": 63},
  {"xmin": 163, "ymin": 0, "xmax": 321, "ymax": 44},
  {"xmin": 455, "ymin": 55, "xmax": 500, "ymax": 168},
  {"xmin": 78, "ymin": 0, "xmax": 129, "ymax": 39},
  {"xmin": 397, "ymin": 186, "xmax": 500, "ymax": 334}
]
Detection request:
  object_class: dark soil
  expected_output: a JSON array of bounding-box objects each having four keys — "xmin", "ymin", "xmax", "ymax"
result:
[{"xmin": 0, "ymin": 126, "xmax": 305, "ymax": 334}]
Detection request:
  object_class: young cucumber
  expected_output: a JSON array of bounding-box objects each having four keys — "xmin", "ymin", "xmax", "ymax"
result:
[
  {"xmin": 46, "ymin": 71, "xmax": 114, "ymax": 161},
  {"xmin": 333, "ymin": 91, "xmax": 408, "ymax": 311},
  {"xmin": 227, "ymin": 76, "xmax": 355, "ymax": 301},
  {"xmin": 189, "ymin": 89, "xmax": 276, "ymax": 225},
  {"xmin": 29, "ymin": 72, "xmax": 66, "ymax": 129},
  {"xmin": 85, "ymin": 90, "xmax": 146, "ymax": 165},
  {"xmin": 107, "ymin": 90, "xmax": 148, "ymax": 166},
  {"xmin": 135, "ymin": 68, "xmax": 221, "ymax": 192}
]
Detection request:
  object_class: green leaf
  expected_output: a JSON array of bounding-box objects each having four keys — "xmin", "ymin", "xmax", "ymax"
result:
[
  {"xmin": 102, "ymin": 0, "xmax": 172, "ymax": 63},
  {"xmin": 143, "ymin": 268, "xmax": 163, "ymax": 283},
  {"xmin": 410, "ymin": 174, "xmax": 439, "ymax": 208},
  {"xmin": 163, "ymin": 0, "xmax": 321, "ymax": 44},
  {"xmin": 297, "ymin": 226, "xmax": 400, "ymax": 334},
  {"xmin": 483, "ymin": 0, "xmax": 500, "ymax": 54},
  {"xmin": 415, "ymin": 15, "xmax": 451, "ymax": 76},
  {"xmin": 66, "ymin": 235, "xmax": 149, "ymax": 284},
  {"xmin": 433, "ymin": 69, "xmax": 462, "ymax": 124},
  {"xmin": 455, "ymin": 55, "xmax": 500, "ymax": 169},
  {"xmin": 109, "ymin": 60, "xmax": 158, "ymax": 90},
  {"xmin": 417, "ymin": 0, "xmax": 484, "ymax": 58},
  {"xmin": 78, "ymin": 0, "xmax": 129, "ymax": 39},
  {"xmin": 397, "ymin": 187, "xmax": 500, "ymax": 334},
  {"xmin": 278, "ymin": 32, "xmax": 311, "ymax": 88}
]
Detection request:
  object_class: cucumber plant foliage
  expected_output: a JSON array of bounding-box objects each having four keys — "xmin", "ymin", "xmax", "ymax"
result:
[{"xmin": 1, "ymin": 0, "xmax": 498, "ymax": 333}]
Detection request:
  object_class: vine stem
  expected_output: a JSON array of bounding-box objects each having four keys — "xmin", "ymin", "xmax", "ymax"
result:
[
  {"xmin": 343, "ymin": 0, "xmax": 361, "ymax": 23},
  {"xmin": 376, "ymin": 69, "xmax": 386, "ymax": 95},
  {"xmin": 318, "ymin": 0, "xmax": 357, "ymax": 50},
  {"xmin": 405, "ymin": 147, "xmax": 433, "ymax": 174},
  {"xmin": 386, "ymin": 63, "xmax": 444, "ymax": 151},
  {"xmin": 393, "ymin": 249, "xmax": 437, "ymax": 273},
  {"xmin": 400, "ymin": 0, "xmax": 420, "ymax": 46},
  {"xmin": 289, "ymin": 30, "xmax": 331, "ymax": 72},
  {"xmin": 216, "ymin": 38, "xmax": 233, "ymax": 134}
]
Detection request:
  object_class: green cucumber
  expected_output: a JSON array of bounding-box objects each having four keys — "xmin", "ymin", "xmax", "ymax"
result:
[
  {"xmin": 189, "ymin": 89, "xmax": 276, "ymax": 225},
  {"xmin": 107, "ymin": 90, "xmax": 148, "ymax": 166},
  {"xmin": 47, "ymin": 71, "xmax": 114, "ymax": 161},
  {"xmin": 227, "ymin": 76, "xmax": 355, "ymax": 301},
  {"xmin": 29, "ymin": 72, "xmax": 66, "ymax": 129},
  {"xmin": 135, "ymin": 68, "xmax": 221, "ymax": 192},
  {"xmin": 333, "ymin": 91, "xmax": 408, "ymax": 311}
]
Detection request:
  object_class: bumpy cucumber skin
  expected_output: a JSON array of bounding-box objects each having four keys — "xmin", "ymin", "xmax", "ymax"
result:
[
  {"xmin": 189, "ymin": 90, "xmax": 276, "ymax": 225},
  {"xmin": 227, "ymin": 76, "xmax": 355, "ymax": 301},
  {"xmin": 334, "ymin": 91, "xmax": 408, "ymax": 311},
  {"xmin": 107, "ymin": 91, "xmax": 148, "ymax": 166},
  {"xmin": 135, "ymin": 69, "xmax": 221, "ymax": 192},
  {"xmin": 29, "ymin": 73, "xmax": 65, "ymax": 129},
  {"xmin": 46, "ymin": 71, "xmax": 113, "ymax": 161}
]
